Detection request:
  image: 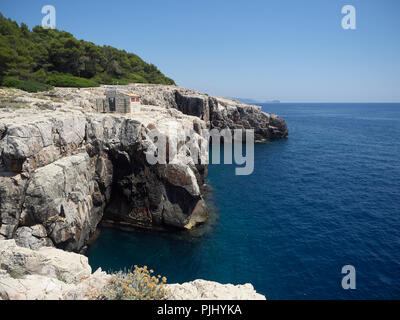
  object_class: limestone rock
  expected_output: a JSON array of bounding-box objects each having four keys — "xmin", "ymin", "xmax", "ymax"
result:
[
  {"xmin": 31, "ymin": 224, "xmax": 47, "ymax": 238},
  {"xmin": 0, "ymin": 240, "xmax": 91, "ymax": 284},
  {"xmin": 0, "ymin": 274, "xmax": 72, "ymax": 300},
  {"xmin": 0, "ymin": 239, "xmax": 110, "ymax": 300},
  {"xmin": 0, "ymin": 174, "xmax": 27, "ymax": 238},
  {"xmin": 0, "ymin": 240, "xmax": 264, "ymax": 300},
  {"xmin": 14, "ymin": 226, "xmax": 53, "ymax": 250},
  {"xmin": 127, "ymin": 84, "xmax": 288, "ymax": 141},
  {"xmin": 0, "ymin": 85, "xmax": 287, "ymax": 252},
  {"xmin": 22, "ymin": 153, "xmax": 99, "ymax": 251},
  {"xmin": 167, "ymin": 280, "xmax": 266, "ymax": 300}
]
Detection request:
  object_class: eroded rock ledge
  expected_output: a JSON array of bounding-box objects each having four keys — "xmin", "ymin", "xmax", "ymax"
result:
[
  {"xmin": 0, "ymin": 85, "xmax": 288, "ymax": 253},
  {"xmin": 129, "ymin": 84, "xmax": 288, "ymax": 142},
  {"xmin": 0, "ymin": 239, "xmax": 266, "ymax": 300}
]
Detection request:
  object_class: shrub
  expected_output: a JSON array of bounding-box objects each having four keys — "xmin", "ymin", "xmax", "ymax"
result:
[
  {"xmin": 31, "ymin": 69, "xmax": 48, "ymax": 83},
  {"xmin": 91, "ymin": 73, "xmax": 148, "ymax": 85},
  {"xmin": 2, "ymin": 78, "xmax": 53, "ymax": 92},
  {"xmin": 102, "ymin": 265, "xmax": 169, "ymax": 300},
  {"xmin": 0, "ymin": 15, "xmax": 175, "ymax": 87},
  {"xmin": 91, "ymin": 72, "xmax": 113, "ymax": 85},
  {"xmin": 46, "ymin": 74, "xmax": 99, "ymax": 88},
  {"xmin": 124, "ymin": 73, "xmax": 148, "ymax": 84}
]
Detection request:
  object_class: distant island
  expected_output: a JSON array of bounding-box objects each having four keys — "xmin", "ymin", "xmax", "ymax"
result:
[{"xmin": 231, "ymin": 97, "xmax": 281, "ymax": 104}]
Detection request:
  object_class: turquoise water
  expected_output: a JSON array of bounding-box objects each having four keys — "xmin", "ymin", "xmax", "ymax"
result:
[{"xmin": 87, "ymin": 103, "xmax": 400, "ymax": 299}]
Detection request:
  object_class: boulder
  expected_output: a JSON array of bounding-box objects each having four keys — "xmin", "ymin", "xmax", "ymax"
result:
[
  {"xmin": 0, "ymin": 240, "xmax": 91, "ymax": 284},
  {"xmin": 167, "ymin": 280, "xmax": 266, "ymax": 300},
  {"xmin": 14, "ymin": 226, "xmax": 53, "ymax": 250}
]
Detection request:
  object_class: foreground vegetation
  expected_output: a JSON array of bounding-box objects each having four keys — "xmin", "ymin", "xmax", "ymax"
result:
[
  {"xmin": 101, "ymin": 266, "xmax": 169, "ymax": 300},
  {"xmin": 0, "ymin": 13, "xmax": 175, "ymax": 92}
]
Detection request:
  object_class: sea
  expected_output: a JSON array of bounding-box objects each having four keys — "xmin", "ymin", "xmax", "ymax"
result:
[{"xmin": 87, "ymin": 103, "xmax": 400, "ymax": 299}]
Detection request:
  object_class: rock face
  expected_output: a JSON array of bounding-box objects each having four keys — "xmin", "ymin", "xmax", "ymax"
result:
[
  {"xmin": 0, "ymin": 239, "xmax": 110, "ymax": 300},
  {"xmin": 0, "ymin": 107, "xmax": 208, "ymax": 252},
  {"xmin": 167, "ymin": 280, "xmax": 266, "ymax": 300},
  {"xmin": 0, "ymin": 239, "xmax": 266, "ymax": 300},
  {"xmin": 0, "ymin": 85, "xmax": 287, "ymax": 252},
  {"xmin": 0, "ymin": 239, "xmax": 91, "ymax": 283},
  {"xmin": 128, "ymin": 84, "xmax": 288, "ymax": 142}
]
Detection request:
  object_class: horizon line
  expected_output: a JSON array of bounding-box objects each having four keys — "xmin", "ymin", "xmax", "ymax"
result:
[{"xmin": 256, "ymin": 101, "xmax": 400, "ymax": 104}]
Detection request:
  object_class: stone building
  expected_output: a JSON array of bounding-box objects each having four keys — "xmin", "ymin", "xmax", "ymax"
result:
[{"xmin": 96, "ymin": 88, "xmax": 141, "ymax": 114}]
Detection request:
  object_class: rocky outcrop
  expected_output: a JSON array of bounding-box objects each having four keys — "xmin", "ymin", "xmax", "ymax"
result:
[
  {"xmin": 0, "ymin": 239, "xmax": 110, "ymax": 300},
  {"xmin": 0, "ymin": 240, "xmax": 265, "ymax": 300},
  {"xmin": 0, "ymin": 85, "xmax": 287, "ymax": 253},
  {"xmin": 127, "ymin": 84, "xmax": 288, "ymax": 142},
  {"xmin": 0, "ymin": 239, "xmax": 91, "ymax": 283},
  {"xmin": 167, "ymin": 280, "xmax": 265, "ymax": 300},
  {"xmin": 0, "ymin": 94, "xmax": 209, "ymax": 252},
  {"xmin": 86, "ymin": 108, "xmax": 209, "ymax": 232}
]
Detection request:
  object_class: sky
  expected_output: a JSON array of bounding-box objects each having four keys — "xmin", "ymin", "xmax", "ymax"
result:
[{"xmin": 0, "ymin": 0, "xmax": 399, "ymax": 102}]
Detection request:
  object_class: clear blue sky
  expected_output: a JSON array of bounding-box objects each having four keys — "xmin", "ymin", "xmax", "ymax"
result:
[{"xmin": 1, "ymin": 0, "xmax": 399, "ymax": 102}]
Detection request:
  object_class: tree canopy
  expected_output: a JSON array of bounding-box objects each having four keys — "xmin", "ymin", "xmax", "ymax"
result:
[{"xmin": 0, "ymin": 13, "xmax": 175, "ymax": 90}]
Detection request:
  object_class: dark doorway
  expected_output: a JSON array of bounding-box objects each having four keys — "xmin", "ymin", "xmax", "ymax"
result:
[{"xmin": 109, "ymin": 97, "xmax": 116, "ymax": 112}]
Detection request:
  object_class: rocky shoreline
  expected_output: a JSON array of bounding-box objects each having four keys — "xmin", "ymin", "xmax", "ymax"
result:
[
  {"xmin": 0, "ymin": 84, "xmax": 287, "ymax": 299},
  {"xmin": 0, "ymin": 239, "xmax": 265, "ymax": 300}
]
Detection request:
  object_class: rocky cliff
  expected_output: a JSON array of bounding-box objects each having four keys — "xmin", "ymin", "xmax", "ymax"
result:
[
  {"xmin": 0, "ymin": 239, "xmax": 265, "ymax": 300},
  {"xmin": 128, "ymin": 84, "xmax": 288, "ymax": 142},
  {"xmin": 0, "ymin": 85, "xmax": 288, "ymax": 253}
]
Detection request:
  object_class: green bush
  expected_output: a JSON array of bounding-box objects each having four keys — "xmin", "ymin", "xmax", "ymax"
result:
[
  {"xmin": 46, "ymin": 74, "xmax": 99, "ymax": 88},
  {"xmin": 101, "ymin": 265, "xmax": 169, "ymax": 300},
  {"xmin": 0, "ymin": 14, "xmax": 175, "ymax": 86},
  {"xmin": 31, "ymin": 68, "xmax": 47, "ymax": 83},
  {"xmin": 91, "ymin": 73, "xmax": 148, "ymax": 86},
  {"xmin": 124, "ymin": 73, "xmax": 148, "ymax": 84},
  {"xmin": 90, "ymin": 73, "xmax": 113, "ymax": 85},
  {"xmin": 2, "ymin": 77, "xmax": 53, "ymax": 92},
  {"xmin": 110, "ymin": 78, "xmax": 131, "ymax": 85}
]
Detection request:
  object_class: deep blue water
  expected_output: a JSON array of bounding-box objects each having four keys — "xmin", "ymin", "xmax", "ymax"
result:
[{"xmin": 87, "ymin": 103, "xmax": 400, "ymax": 299}]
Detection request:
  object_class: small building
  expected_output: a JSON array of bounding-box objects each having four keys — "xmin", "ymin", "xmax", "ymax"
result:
[{"xmin": 96, "ymin": 88, "xmax": 141, "ymax": 114}]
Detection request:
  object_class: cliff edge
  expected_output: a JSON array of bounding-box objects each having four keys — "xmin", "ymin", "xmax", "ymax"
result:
[
  {"xmin": 0, "ymin": 239, "xmax": 265, "ymax": 300},
  {"xmin": 0, "ymin": 85, "xmax": 288, "ymax": 253}
]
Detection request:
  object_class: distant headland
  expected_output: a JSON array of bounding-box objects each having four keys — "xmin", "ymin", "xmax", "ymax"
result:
[{"xmin": 231, "ymin": 98, "xmax": 281, "ymax": 104}]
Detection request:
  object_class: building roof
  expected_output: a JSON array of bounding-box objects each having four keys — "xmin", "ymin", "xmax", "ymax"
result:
[
  {"xmin": 118, "ymin": 91, "xmax": 140, "ymax": 98},
  {"xmin": 105, "ymin": 87, "xmax": 140, "ymax": 98}
]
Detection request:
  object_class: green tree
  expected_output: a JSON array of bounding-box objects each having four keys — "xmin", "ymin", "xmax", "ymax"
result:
[{"xmin": 0, "ymin": 13, "xmax": 175, "ymax": 90}]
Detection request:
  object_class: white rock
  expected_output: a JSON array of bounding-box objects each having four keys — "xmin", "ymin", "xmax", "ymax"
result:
[
  {"xmin": 0, "ymin": 239, "xmax": 91, "ymax": 284},
  {"xmin": 167, "ymin": 279, "xmax": 266, "ymax": 300}
]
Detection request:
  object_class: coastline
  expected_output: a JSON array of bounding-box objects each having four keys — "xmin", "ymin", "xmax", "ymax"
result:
[
  {"xmin": 0, "ymin": 84, "xmax": 287, "ymax": 300},
  {"xmin": 0, "ymin": 238, "xmax": 265, "ymax": 300}
]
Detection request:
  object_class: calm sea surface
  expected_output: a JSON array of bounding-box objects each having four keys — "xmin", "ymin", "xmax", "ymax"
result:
[{"xmin": 87, "ymin": 103, "xmax": 400, "ymax": 299}]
